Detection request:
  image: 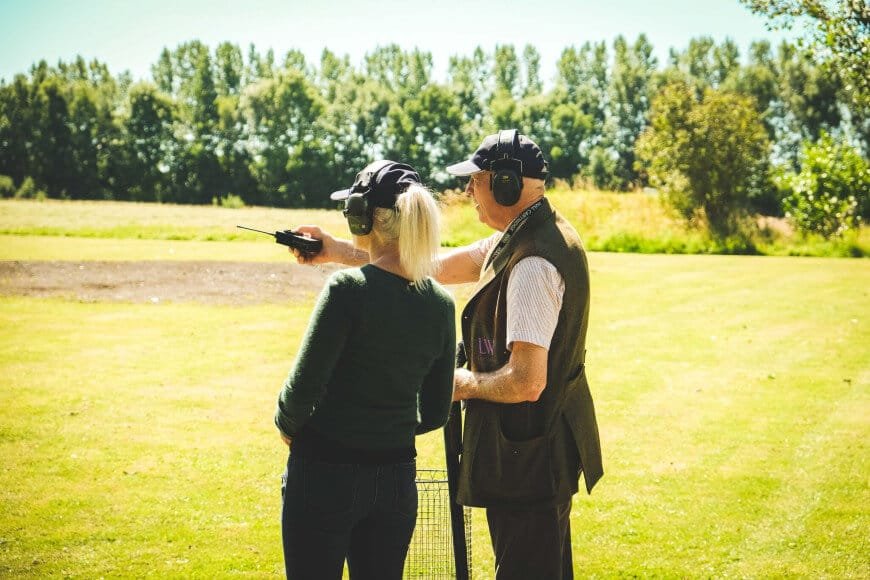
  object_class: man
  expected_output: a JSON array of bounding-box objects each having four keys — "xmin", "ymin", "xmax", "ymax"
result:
[{"xmin": 293, "ymin": 130, "xmax": 602, "ymax": 579}]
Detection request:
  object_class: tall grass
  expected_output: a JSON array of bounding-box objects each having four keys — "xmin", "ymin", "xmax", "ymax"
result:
[
  {"xmin": 542, "ymin": 188, "xmax": 870, "ymax": 257},
  {"xmin": 1, "ymin": 194, "xmax": 868, "ymax": 257}
]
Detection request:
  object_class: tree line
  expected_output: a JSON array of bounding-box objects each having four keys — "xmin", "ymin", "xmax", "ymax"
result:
[{"xmin": 1, "ymin": 32, "xmax": 867, "ymax": 236}]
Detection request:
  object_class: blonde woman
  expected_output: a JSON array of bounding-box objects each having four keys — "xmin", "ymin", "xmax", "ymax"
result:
[{"xmin": 275, "ymin": 160, "xmax": 455, "ymax": 580}]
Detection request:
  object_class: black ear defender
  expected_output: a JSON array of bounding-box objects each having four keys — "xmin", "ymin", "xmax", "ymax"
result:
[
  {"xmin": 342, "ymin": 160, "xmax": 393, "ymax": 236},
  {"xmin": 343, "ymin": 193, "xmax": 373, "ymax": 235},
  {"xmin": 490, "ymin": 129, "xmax": 523, "ymax": 206}
]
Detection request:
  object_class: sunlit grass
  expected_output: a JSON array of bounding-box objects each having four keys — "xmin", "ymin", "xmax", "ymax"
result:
[
  {"xmin": 1, "ymin": 252, "xmax": 868, "ymax": 577},
  {"xmin": 3, "ymin": 196, "xmax": 867, "ymax": 258},
  {"xmin": 0, "ymin": 199, "xmax": 346, "ymax": 240}
]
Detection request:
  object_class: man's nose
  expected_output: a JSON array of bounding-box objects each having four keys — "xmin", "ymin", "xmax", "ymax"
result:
[{"xmin": 465, "ymin": 180, "xmax": 474, "ymax": 196}]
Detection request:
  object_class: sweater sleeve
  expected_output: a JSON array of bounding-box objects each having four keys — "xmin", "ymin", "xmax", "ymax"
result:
[
  {"xmin": 275, "ymin": 275, "xmax": 352, "ymax": 437},
  {"xmin": 415, "ymin": 301, "xmax": 456, "ymax": 435}
]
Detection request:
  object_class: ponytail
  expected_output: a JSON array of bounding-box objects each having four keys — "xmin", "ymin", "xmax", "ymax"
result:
[{"xmin": 372, "ymin": 184, "xmax": 441, "ymax": 287}]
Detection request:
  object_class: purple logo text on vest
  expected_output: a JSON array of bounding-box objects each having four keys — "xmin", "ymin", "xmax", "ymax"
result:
[{"xmin": 476, "ymin": 337, "xmax": 495, "ymax": 356}]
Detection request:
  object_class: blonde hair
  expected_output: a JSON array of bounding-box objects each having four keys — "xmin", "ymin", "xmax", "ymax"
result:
[{"xmin": 372, "ymin": 183, "xmax": 441, "ymax": 287}]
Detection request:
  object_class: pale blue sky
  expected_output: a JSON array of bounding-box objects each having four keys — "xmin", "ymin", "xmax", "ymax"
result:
[{"xmin": 0, "ymin": 0, "xmax": 797, "ymax": 83}]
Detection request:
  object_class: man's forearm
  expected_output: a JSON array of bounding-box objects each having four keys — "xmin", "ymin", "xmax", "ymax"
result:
[
  {"xmin": 433, "ymin": 246, "xmax": 483, "ymax": 285},
  {"xmin": 453, "ymin": 365, "xmax": 542, "ymax": 404},
  {"xmin": 453, "ymin": 343, "xmax": 548, "ymax": 403}
]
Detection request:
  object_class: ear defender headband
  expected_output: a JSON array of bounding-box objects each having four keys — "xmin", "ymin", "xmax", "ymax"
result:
[
  {"xmin": 343, "ymin": 160, "xmax": 393, "ymax": 236},
  {"xmin": 490, "ymin": 129, "xmax": 523, "ymax": 206}
]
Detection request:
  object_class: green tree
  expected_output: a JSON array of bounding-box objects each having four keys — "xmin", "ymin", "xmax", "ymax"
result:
[
  {"xmin": 0, "ymin": 75, "xmax": 37, "ymax": 187},
  {"xmin": 33, "ymin": 76, "xmax": 75, "ymax": 197},
  {"xmin": 636, "ymin": 81, "xmax": 771, "ymax": 235},
  {"xmin": 522, "ymin": 44, "xmax": 542, "ymax": 98},
  {"xmin": 548, "ymin": 102, "xmax": 594, "ymax": 179},
  {"xmin": 1, "ymin": 58, "xmax": 123, "ymax": 200},
  {"xmin": 485, "ymin": 45, "xmax": 522, "ymax": 132},
  {"xmin": 778, "ymin": 132, "xmax": 869, "ymax": 237},
  {"xmin": 775, "ymin": 42, "xmax": 842, "ymax": 150},
  {"xmin": 740, "ymin": 0, "xmax": 869, "ymax": 117},
  {"xmin": 364, "ymin": 45, "xmax": 432, "ymax": 99},
  {"xmin": 447, "ymin": 48, "xmax": 488, "ymax": 137},
  {"xmin": 406, "ymin": 50, "xmax": 433, "ymax": 97},
  {"xmin": 667, "ymin": 37, "xmax": 742, "ymax": 91},
  {"xmin": 312, "ymin": 50, "xmax": 383, "ymax": 194},
  {"xmin": 667, "ymin": 37, "xmax": 717, "ymax": 90},
  {"xmin": 720, "ymin": 40, "xmax": 785, "ymax": 213},
  {"xmin": 119, "ymin": 83, "xmax": 177, "ymax": 201},
  {"xmin": 384, "ymin": 83, "xmax": 465, "ymax": 186},
  {"xmin": 66, "ymin": 82, "xmax": 109, "ymax": 198},
  {"xmin": 283, "ymin": 49, "xmax": 310, "ymax": 77},
  {"xmin": 364, "ymin": 45, "xmax": 407, "ymax": 94},
  {"xmin": 191, "ymin": 50, "xmax": 219, "ymax": 131},
  {"xmin": 713, "ymin": 39, "xmax": 741, "ymax": 86},
  {"xmin": 318, "ymin": 49, "xmax": 354, "ymax": 103},
  {"xmin": 240, "ymin": 70, "xmax": 325, "ymax": 206},
  {"xmin": 317, "ymin": 75, "xmax": 392, "ymax": 194},
  {"xmin": 606, "ymin": 34, "xmax": 657, "ymax": 188},
  {"xmin": 489, "ymin": 88, "xmax": 518, "ymax": 132},
  {"xmin": 214, "ymin": 93, "xmax": 256, "ymax": 205},
  {"xmin": 493, "ymin": 45, "xmax": 520, "ymax": 99},
  {"xmin": 556, "ymin": 41, "xmax": 608, "ymax": 126},
  {"xmin": 0, "ymin": 174, "xmax": 14, "ymax": 197},
  {"xmin": 721, "ymin": 41, "xmax": 779, "ymax": 123},
  {"xmin": 169, "ymin": 41, "xmax": 210, "ymax": 103},
  {"xmin": 214, "ymin": 42, "xmax": 244, "ymax": 96},
  {"xmin": 549, "ymin": 42, "xmax": 608, "ymax": 180},
  {"xmin": 152, "ymin": 48, "xmax": 174, "ymax": 94},
  {"xmin": 172, "ymin": 49, "xmax": 224, "ymax": 204},
  {"xmin": 583, "ymin": 147, "xmax": 622, "ymax": 191}
]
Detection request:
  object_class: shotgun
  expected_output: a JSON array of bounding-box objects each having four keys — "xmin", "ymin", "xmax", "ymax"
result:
[{"xmin": 444, "ymin": 341, "xmax": 469, "ymax": 580}]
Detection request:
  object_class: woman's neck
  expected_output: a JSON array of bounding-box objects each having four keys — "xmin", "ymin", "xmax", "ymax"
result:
[{"xmin": 366, "ymin": 239, "xmax": 409, "ymax": 280}]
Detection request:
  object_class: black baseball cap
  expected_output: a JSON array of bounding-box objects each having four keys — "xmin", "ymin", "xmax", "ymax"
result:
[
  {"xmin": 446, "ymin": 130, "xmax": 549, "ymax": 180},
  {"xmin": 330, "ymin": 160, "xmax": 421, "ymax": 208}
]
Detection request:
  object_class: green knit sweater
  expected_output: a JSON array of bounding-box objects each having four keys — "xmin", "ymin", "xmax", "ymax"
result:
[{"xmin": 275, "ymin": 265, "xmax": 456, "ymax": 450}]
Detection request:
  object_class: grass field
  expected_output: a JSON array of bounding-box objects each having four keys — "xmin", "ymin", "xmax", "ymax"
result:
[
  {"xmin": 1, "ymin": 199, "xmax": 869, "ymax": 577},
  {"xmin": 3, "ymin": 194, "xmax": 868, "ymax": 258}
]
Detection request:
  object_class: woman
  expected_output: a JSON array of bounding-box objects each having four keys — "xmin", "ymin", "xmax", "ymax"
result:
[{"xmin": 275, "ymin": 160, "xmax": 456, "ymax": 580}]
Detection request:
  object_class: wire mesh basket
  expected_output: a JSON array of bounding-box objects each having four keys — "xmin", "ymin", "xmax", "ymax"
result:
[{"xmin": 403, "ymin": 468, "xmax": 472, "ymax": 579}]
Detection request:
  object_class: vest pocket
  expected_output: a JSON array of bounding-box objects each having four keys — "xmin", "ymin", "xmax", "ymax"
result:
[{"xmin": 470, "ymin": 412, "xmax": 556, "ymax": 503}]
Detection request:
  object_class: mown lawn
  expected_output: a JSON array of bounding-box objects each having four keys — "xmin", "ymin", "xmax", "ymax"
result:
[{"xmin": 1, "ymin": 232, "xmax": 868, "ymax": 577}]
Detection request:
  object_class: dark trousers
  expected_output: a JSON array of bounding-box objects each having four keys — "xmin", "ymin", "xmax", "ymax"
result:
[
  {"xmin": 486, "ymin": 500, "xmax": 574, "ymax": 580},
  {"xmin": 281, "ymin": 454, "xmax": 417, "ymax": 580}
]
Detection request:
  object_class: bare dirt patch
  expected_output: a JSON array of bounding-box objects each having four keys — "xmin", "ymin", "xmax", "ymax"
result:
[{"xmin": 0, "ymin": 260, "xmax": 343, "ymax": 305}]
